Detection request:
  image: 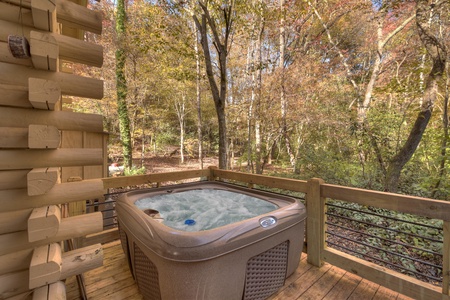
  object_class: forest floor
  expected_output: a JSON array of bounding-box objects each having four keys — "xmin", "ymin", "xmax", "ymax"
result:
[
  {"xmin": 130, "ymin": 155, "xmax": 286, "ymax": 174},
  {"xmin": 136, "ymin": 155, "xmax": 219, "ymax": 173}
]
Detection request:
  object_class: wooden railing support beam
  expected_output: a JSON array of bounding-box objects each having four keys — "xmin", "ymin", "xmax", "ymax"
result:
[
  {"xmin": 207, "ymin": 165, "xmax": 218, "ymax": 181},
  {"xmin": 101, "ymin": 169, "xmax": 209, "ymax": 189},
  {"xmin": 306, "ymin": 178, "xmax": 325, "ymax": 267},
  {"xmin": 210, "ymin": 168, "xmax": 309, "ymax": 192},
  {"xmin": 323, "ymin": 248, "xmax": 446, "ymax": 300}
]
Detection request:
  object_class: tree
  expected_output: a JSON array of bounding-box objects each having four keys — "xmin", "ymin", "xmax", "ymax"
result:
[
  {"xmin": 280, "ymin": 0, "xmax": 297, "ymax": 171},
  {"xmin": 191, "ymin": 0, "xmax": 235, "ymax": 169},
  {"xmin": 384, "ymin": 0, "xmax": 448, "ymax": 192},
  {"xmin": 76, "ymin": 0, "xmax": 448, "ymax": 198},
  {"xmin": 309, "ymin": 0, "xmax": 414, "ymax": 174},
  {"xmin": 174, "ymin": 90, "xmax": 187, "ymax": 163},
  {"xmin": 115, "ymin": 0, "xmax": 133, "ymax": 170},
  {"xmin": 193, "ymin": 24, "xmax": 204, "ymax": 168},
  {"xmin": 243, "ymin": 0, "xmax": 265, "ymax": 174},
  {"xmin": 431, "ymin": 62, "xmax": 448, "ymax": 198}
]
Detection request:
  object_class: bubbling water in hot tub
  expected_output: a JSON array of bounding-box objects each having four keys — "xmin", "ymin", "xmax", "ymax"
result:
[{"xmin": 134, "ymin": 188, "xmax": 279, "ymax": 232}]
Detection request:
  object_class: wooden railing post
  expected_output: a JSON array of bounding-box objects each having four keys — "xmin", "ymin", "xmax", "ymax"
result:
[
  {"xmin": 208, "ymin": 166, "xmax": 218, "ymax": 182},
  {"xmin": 443, "ymin": 221, "xmax": 450, "ymax": 296},
  {"xmin": 306, "ymin": 178, "xmax": 326, "ymax": 267}
]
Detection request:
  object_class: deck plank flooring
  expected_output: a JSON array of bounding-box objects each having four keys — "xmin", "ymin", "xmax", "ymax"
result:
[{"xmin": 65, "ymin": 240, "xmax": 413, "ymax": 300}]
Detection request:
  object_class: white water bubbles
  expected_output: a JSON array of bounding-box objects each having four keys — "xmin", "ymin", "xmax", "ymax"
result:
[{"xmin": 134, "ymin": 189, "xmax": 278, "ymax": 232}]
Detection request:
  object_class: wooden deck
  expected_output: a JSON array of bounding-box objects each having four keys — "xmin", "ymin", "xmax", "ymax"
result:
[{"xmin": 65, "ymin": 240, "xmax": 413, "ymax": 300}]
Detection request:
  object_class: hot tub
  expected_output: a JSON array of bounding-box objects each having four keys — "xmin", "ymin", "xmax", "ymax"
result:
[{"xmin": 116, "ymin": 181, "xmax": 306, "ymax": 300}]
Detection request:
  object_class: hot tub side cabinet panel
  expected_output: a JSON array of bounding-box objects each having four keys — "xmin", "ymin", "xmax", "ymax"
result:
[
  {"xmin": 0, "ymin": 0, "xmax": 105, "ymax": 298},
  {"xmin": 122, "ymin": 223, "xmax": 304, "ymax": 300},
  {"xmin": 117, "ymin": 182, "xmax": 307, "ymax": 300}
]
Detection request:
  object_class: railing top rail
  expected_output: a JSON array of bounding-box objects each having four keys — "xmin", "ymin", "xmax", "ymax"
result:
[
  {"xmin": 101, "ymin": 169, "xmax": 209, "ymax": 189},
  {"xmin": 211, "ymin": 169, "xmax": 309, "ymax": 193},
  {"xmin": 322, "ymin": 183, "xmax": 450, "ymax": 221}
]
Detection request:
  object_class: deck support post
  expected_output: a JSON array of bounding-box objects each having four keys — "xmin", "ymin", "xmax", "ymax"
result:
[
  {"xmin": 306, "ymin": 177, "xmax": 326, "ymax": 267},
  {"xmin": 207, "ymin": 166, "xmax": 218, "ymax": 182}
]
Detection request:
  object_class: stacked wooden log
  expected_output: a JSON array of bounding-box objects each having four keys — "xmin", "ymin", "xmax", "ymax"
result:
[{"xmin": 0, "ymin": 0, "xmax": 106, "ymax": 299}]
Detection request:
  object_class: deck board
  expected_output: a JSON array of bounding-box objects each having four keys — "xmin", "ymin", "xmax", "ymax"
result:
[
  {"xmin": 322, "ymin": 271, "xmax": 361, "ymax": 300},
  {"xmin": 65, "ymin": 240, "xmax": 414, "ymax": 300},
  {"xmin": 299, "ymin": 266, "xmax": 346, "ymax": 300}
]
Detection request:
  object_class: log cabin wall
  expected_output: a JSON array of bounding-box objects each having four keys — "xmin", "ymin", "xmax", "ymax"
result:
[{"xmin": 0, "ymin": 0, "xmax": 106, "ymax": 298}]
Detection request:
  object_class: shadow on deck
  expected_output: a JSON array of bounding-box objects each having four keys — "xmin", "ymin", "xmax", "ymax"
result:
[{"xmin": 65, "ymin": 240, "xmax": 413, "ymax": 300}]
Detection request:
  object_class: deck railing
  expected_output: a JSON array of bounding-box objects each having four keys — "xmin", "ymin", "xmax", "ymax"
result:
[
  {"xmin": 85, "ymin": 166, "xmax": 450, "ymax": 300},
  {"xmin": 310, "ymin": 179, "xmax": 449, "ymax": 300}
]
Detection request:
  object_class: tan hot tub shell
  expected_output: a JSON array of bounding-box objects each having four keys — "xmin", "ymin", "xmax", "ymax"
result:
[{"xmin": 116, "ymin": 181, "xmax": 306, "ymax": 300}]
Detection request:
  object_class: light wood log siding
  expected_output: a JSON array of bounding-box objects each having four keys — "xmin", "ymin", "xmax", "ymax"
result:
[
  {"xmin": 0, "ymin": 62, "xmax": 103, "ymax": 99},
  {"xmin": 3, "ymin": 0, "xmax": 102, "ymax": 34},
  {"xmin": 0, "ymin": 0, "xmax": 105, "ymax": 297},
  {"xmin": 99, "ymin": 167, "xmax": 450, "ymax": 299}
]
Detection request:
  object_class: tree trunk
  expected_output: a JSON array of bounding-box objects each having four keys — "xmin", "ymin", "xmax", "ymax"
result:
[
  {"xmin": 192, "ymin": 2, "xmax": 232, "ymax": 170},
  {"xmin": 279, "ymin": 0, "xmax": 296, "ymax": 170},
  {"xmin": 180, "ymin": 118, "xmax": 185, "ymax": 164},
  {"xmin": 175, "ymin": 95, "xmax": 186, "ymax": 164},
  {"xmin": 194, "ymin": 26, "xmax": 203, "ymax": 169},
  {"xmin": 247, "ymin": 44, "xmax": 254, "ymax": 172},
  {"xmin": 357, "ymin": 14, "xmax": 415, "ymax": 176},
  {"xmin": 141, "ymin": 105, "xmax": 147, "ymax": 167},
  {"xmin": 357, "ymin": 19, "xmax": 382, "ymax": 127},
  {"xmin": 432, "ymin": 62, "xmax": 448, "ymax": 198},
  {"xmin": 358, "ymin": 14, "xmax": 415, "ymax": 125},
  {"xmin": 115, "ymin": 0, "xmax": 132, "ymax": 170},
  {"xmin": 310, "ymin": 1, "xmax": 414, "ymax": 177},
  {"xmin": 255, "ymin": 7, "xmax": 264, "ymax": 174},
  {"xmin": 254, "ymin": 2, "xmax": 264, "ymax": 174},
  {"xmin": 384, "ymin": 0, "xmax": 447, "ymax": 192}
]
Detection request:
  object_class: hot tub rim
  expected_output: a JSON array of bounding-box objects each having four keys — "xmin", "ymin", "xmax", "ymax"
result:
[{"xmin": 116, "ymin": 181, "xmax": 306, "ymax": 261}]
